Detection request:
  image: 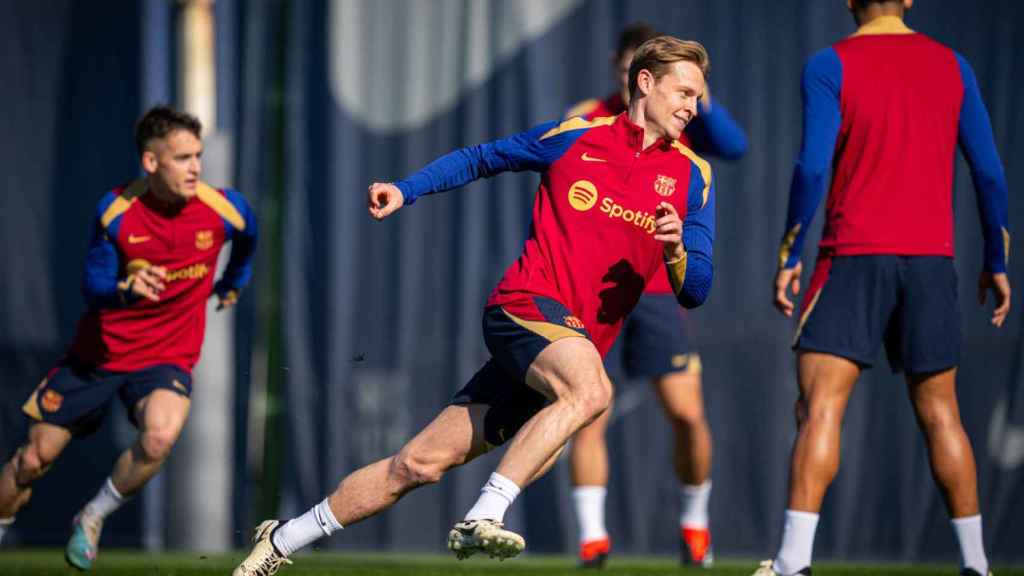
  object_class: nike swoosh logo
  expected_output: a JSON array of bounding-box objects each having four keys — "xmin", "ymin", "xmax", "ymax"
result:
[
  {"xmin": 128, "ymin": 234, "xmax": 151, "ymax": 244},
  {"xmin": 581, "ymin": 152, "xmax": 607, "ymax": 163}
]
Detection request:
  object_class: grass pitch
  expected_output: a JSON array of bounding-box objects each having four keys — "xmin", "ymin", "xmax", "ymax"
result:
[{"xmin": 1, "ymin": 550, "xmax": 1021, "ymax": 575}]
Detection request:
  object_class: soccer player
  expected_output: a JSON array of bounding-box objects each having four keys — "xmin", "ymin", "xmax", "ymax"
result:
[
  {"xmin": 757, "ymin": 1, "xmax": 1009, "ymax": 575},
  {"xmin": 566, "ymin": 23, "xmax": 747, "ymax": 568},
  {"xmin": 0, "ymin": 106, "xmax": 258, "ymax": 570},
  {"xmin": 233, "ymin": 35, "xmax": 715, "ymax": 576}
]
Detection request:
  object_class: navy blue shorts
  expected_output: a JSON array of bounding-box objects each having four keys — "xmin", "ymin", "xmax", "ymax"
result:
[
  {"xmin": 21, "ymin": 358, "xmax": 193, "ymax": 437},
  {"xmin": 605, "ymin": 293, "xmax": 699, "ymax": 380},
  {"xmin": 452, "ymin": 296, "xmax": 591, "ymax": 446},
  {"xmin": 794, "ymin": 255, "xmax": 960, "ymax": 374}
]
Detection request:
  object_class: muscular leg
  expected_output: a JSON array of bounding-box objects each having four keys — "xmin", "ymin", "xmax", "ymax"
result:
[
  {"xmin": 0, "ymin": 423, "xmax": 72, "ymax": 518},
  {"xmin": 905, "ymin": 368, "xmax": 978, "ymax": 517},
  {"xmin": 110, "ymin": 389, "xmax": 191, "ymax": 495},
  {"xmin": 653, "ymin": 368, "xmax": 711, "ymax": 486},
  {"xmin": 787, "ymin": 352, "xmax": 860, "ymax": 512},
  {"xmin": 326, "ymin": 403, "xmax": 490, "ymax": 526},
  {"xmin": 568, "ymin": 394, "xmax": 613, "ymax": 487},
  {"xmin": 495, "ymin": 337, "xmax": 612, "ymax": 488}
]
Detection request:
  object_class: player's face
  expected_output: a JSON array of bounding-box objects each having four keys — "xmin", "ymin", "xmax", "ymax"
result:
[
  {"xmin": 616, "ymin": 48, "xmax": 635, "ymax": 103},
  {"xmin": 641, "ymin": 60, "xmax": 704, "ymax": 142},
  {"xmin": 144, "ymin": 129, "xmax": 203, "ymax": 200}
]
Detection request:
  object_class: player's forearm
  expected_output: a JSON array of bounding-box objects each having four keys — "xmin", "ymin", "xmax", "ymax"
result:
[
  {"xmin": 778, "ymin": 162, "xmax": 826, "ymax": 269},
  {"xmin": 972, "ymin": 170, "xmax": 1010, "ymax": 273},
  {"xmin": 665, "ymin": 250, "xmax": 713, "ymax": 309}
]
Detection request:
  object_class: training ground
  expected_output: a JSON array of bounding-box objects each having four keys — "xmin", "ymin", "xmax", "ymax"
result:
[{"xmin": 2, "ymin": 550, "xmax": 1023, "ymax": 575}]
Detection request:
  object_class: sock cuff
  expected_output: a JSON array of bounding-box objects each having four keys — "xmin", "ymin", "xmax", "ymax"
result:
[
  {"xmin": 487, "ymin": 472, "xmax": 521, "ymax": 500},
  {"xmin": 951, "ymin": 514, "xmax": 982, "ymax": 527},
  {"xmin": 314, "ymin": 498, "xmax": 344, "ymax": 534},
  {"xmin": 680, "ymin": 480, "xmax": 712, "ymax": 496},
  {"xmin": 572, "ymin": 485, "xmax": 607, "ymax": 498},
  {"xmin": 784, "ymin": 509, "xmax": 820, "ymax": 522},
  {"xmin": 0, "ymin": 517, "xmax": 13, "ymax": 526},
  {"xmin": 105, "ymin": 477, "xmax": 126, "ymax": 501}
]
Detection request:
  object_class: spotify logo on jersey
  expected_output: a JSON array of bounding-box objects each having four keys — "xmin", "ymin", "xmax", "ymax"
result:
[{"xmin": 568, "ymin": 180, "xmax": 598, "ymax": 211}]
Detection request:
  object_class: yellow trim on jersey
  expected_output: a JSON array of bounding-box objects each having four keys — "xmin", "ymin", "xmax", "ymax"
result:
[
  {"xmin": 792, "ymin": 286, "xmax": 824, "ymax": 347},
  {"xmin": 1003, "ymin": 227, "xmax": 1011, "ymax": 267},
  {"xmin": 671, "ymin": 141, "xmax": 712, "ymax": 209},
  {"xmin": 196, "ymin": 182, "xmax": 246, "ymax": 231},
  {"xmin": 565, "ymin": 98, "xmax": 601, "ymax": 120},
  {"xmin": 539, "ymin": 115, "xmax": 616, "ymax": 141},
  {"xmin": 22, "ymin": 390, "xmax": 43, "ymax": 421},
  {"xmin": 666, "ymin": 253, "xmax": 688, "ymax": 296},
  {"xmin": 852, "ymin": 15, "xmax": 913, "ymax": 37},
  {"xmin": 100, "ymin": 179, "xmax": 148, "ymax": 228},
  {"xmin": 778, "ymin": 224, "xmax": 802, "ymax": 269},
  {"xmin": 502, "ymin": 308, "xmax": 586, "ymax": 342}
]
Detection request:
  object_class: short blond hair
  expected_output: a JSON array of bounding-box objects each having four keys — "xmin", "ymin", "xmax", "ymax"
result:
[{"xmin": 628, "ymin": 36, "xmax": 710, "ymax": 99}]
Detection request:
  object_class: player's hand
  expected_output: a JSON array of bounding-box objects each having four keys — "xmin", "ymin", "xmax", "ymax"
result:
[
  {"xmin": 654, "ymin": 201, "xmax": 684, "ymax": 261},
  {"xmin": 216, "ymin": 289, "xmax": 239, "ymax": 311},
  {"xmin": 978, "ymin": 271, "xmax": 1011, "ymax": 327},
  {"xmin": 367, "ymin": 182, "xmax": 405, "ymax": 221},
  {"xmin": 773, "ymin": 261, "xmax": 803, "ymax": 317},
  {"xmin": 122, "ymin": 265, "xmax": 167, "ymax": 302}
]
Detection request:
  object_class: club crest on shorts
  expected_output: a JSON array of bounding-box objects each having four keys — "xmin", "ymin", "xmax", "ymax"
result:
[
  {"xmin": 195, "ymin": 229, "xmax": 214, "ymax": 250},
  {"xmin": 563, "ymin": 315, "xmax": 585, "ymax": 330},
  {"xmin": 654, "ymin": 174, "xmax": 677, "ymax": 197},
  {"xmin": 41, "ymin": 389, "xmax": 64, "ymax": 412}
]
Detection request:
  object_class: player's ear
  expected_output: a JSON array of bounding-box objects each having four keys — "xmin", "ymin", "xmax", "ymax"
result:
[
  {"xmin": 637, "ymin": 69, "xmax": 655, "ymax": 97},
  {"xmin": 141, "ymin": 150, "xmax": 158, "ymax": 174}
]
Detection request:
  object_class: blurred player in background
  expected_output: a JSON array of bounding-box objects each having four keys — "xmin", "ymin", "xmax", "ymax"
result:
[
  {"xmin": 0, "ymin": 106, "xmax": 257, "ymax": 571},
  {"xmin": 234, "ymin": 35, "xmax": 715, "ymax": 576},
  {"xmin": 565, "ymin": 22, "xmax": 747, "ymax": 568},
  {"xmin": 759, "ymin": 1, "xmax": 1009, "ymax": 575}
]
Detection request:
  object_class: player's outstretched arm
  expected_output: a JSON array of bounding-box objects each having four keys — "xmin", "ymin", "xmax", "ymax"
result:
[{"xmin": 367, "ymin": 182, "xmax": 405, "ymax": 220}]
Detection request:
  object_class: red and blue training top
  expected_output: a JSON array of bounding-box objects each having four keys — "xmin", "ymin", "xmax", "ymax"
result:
[
  {"xmin": 569, "ymin": 92, "xmax": 745, "ymax": 295},
  {"xmin": 395, "ymin": 113, "xmax": 715, "ymax": 357},
  {"xmin": 71, "ymin": 180, "xmax": 258, "ymax": 372},
  {"xmin": 779, "ymin": 16, "xmax": 1009, "ymax": 273}
]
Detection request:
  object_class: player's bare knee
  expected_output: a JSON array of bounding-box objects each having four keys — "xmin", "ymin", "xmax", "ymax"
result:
[
  {"xmin": 915, "ymin": 399, "xmax": 960, "ymax": 434},
  {"xmin": 667, "ymin": 402, "xmax": 706, "ymax": 430},
  {"xmin": 15, "ymin": 445, "xmax": 49, "ymax": 484},
  {"xmin": 139, "ymin": 429, "xmax": 176, "ymax": 462},
  {"xmin": 390, "ymin": 449, "xmax": 444, "ymax": 488}
]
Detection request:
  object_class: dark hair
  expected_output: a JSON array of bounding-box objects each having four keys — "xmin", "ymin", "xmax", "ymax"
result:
[
  {"xmin": 617, "ymin": 22, "xmax": 661, "ymax": 59},
  {"xmin": 851, "ymin": 0, "xmax": 902, "ymax": 7},
  {"xmin": 135, "ymin": 105, "xmax": 202, "ymax": 155},
  {"xmin": 628, "ymin": 36, "xmax": 710, "ymax": 99}
]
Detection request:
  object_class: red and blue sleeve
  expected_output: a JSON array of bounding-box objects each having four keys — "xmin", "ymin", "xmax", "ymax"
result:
[
  {"xmin": 214, "ymin": 188, "xmax": 259, "ymax": 297},
  {"xmin": 778, "ymin": 47, "xmax": 842, "ymax": 270},
  {"xmin": 394, "ymin": 119, "xmax": 588, "ymax": 205},
  {"xmin": 665, "ymin": 163, "xmax": 715, "ymax": 308},
  {"xmin": 685, "ymin": 97, "xmax": 748, "ymax": 160},
  {"xmin": 82, "ymin": 192, "xmax": 134, "ymax": 308},
  {"xmin": 955, "ymin": 52, "xmax": 1010, "ymax": 273}
]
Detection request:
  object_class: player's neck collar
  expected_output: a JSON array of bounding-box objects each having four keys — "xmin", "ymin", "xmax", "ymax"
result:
[{"xmin": 852, "ymin": 15, "xmax": 913, "ymax": 37}]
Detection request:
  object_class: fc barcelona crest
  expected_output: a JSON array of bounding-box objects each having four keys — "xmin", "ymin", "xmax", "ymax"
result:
[
  {"xmin": 654, "ymin": 174, "xmax": 677, "ymax": 197},
  {"xmin": 195, "ymin": 229, "xmax": 214, "ymax": 250}
]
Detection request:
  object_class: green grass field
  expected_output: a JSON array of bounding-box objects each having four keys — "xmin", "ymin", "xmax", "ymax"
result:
[{"xmin": 1, "ymin": 550, "xmax": 1021, "ymax": 576}]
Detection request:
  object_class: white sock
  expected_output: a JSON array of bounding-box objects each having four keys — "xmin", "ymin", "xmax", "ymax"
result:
[
  {"xmin": 679, "ymin": 480, "xmax": 711, "ymax": 529},
  {"xmin": 951, "ymin": 515, "xmax": 988, "ymax": 575},
  {"xmin": 572, "ymin": 485, "xmax": 608, "ymax": 543},
  {"xmin": 464, "ymin": 472, "xmax": 521, "ymax": 523},
  {"xmin": 272, "ymin": 497, "xmax": 344, "ymax": 556},
  {"xmin": 773, "ymin": 510, "xmax": 819, "ymax": 575},
  {"xmin": 0, "ymin": 516, "xmax": 13, "ymax": 543},
  {"xmin": 83, "ymin": 478, "xmax": 127, "ymax": 520}
]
